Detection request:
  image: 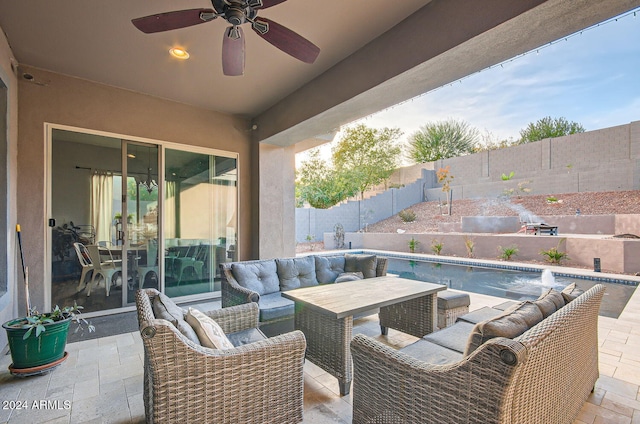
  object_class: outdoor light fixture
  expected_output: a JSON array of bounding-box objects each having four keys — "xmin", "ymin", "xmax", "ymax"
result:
[{"xmin": 169, "ymin": 47, "xmax": 190, "ymax": 59}]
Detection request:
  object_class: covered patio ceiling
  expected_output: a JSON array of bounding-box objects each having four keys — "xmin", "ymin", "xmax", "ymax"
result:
[{"xmin": 1, "ymin": 0, "xmax": 639, "ymax": 146}]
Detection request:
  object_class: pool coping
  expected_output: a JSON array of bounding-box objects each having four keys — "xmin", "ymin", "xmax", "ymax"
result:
[{"xmin": 306, "ymin": 249, "xmax": 640, "ymax": 287}]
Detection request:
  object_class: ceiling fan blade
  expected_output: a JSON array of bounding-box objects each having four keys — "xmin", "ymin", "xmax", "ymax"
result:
[
  {"xmin": 256, "ymin": 0, "xmax": 288, "ymax": 9},
  {"xmin": 222, "ymin": 26, "xmax": 245, "ymax": 76},
  {"xmin": 252, "ymin": 18, "xmax": 320, "ymax": 64},
  {"xmin": 132, "ymin": 9, "xmax": 215, "ymax": 34}
]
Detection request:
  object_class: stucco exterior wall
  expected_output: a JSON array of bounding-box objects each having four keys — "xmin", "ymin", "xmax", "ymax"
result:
[
  {"xmin": 0, "ymin": 24, "xmax": 19, "ymax": 349},
  {"xmin": 325, "ymin": 232, "xmax": 640, "ymax": 274},
  {"xmin": 16, "ymin": 66, "xmax": 253, "ymax": 314}
]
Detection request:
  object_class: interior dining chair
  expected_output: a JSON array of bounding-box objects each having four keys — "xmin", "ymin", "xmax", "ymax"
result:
[
  {"xmin": 136, "ymin": 239, "xmax": 158, "ymax": 289},
  {"xmin": 175, "ymin": 244, "xmax": 205, "ymax": 285},
  {"xmin": 73, "ymin": 242, "xmax": 94, "ymax": 293},
  {"xmin": 86, "ymin": 244, "xmax": 122, "ymax": 296}
]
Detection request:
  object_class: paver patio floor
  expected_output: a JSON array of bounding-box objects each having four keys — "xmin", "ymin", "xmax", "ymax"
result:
[{"xmin": 1, "ymin": 286, "xmax": 639, "ymax": 423}]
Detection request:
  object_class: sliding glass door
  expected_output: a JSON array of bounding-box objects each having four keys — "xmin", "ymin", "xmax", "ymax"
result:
[
  {"xmin": 164, "ymin": 148, "xmax": 237, "ymax": 298},
  {"xmin": 49, "ymin": 127, "xmax": 238, "ymax": 314}
]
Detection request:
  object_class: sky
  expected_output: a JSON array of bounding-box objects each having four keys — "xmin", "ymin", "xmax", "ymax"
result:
[{"xmin": 298, "ymin": 7, "xmax": 640, "ymax": 164}]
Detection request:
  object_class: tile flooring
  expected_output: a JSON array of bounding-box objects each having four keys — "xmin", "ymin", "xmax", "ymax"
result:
[{"xmin": 1, "ymin": 287, "xmax": 639, "ymax": 423}]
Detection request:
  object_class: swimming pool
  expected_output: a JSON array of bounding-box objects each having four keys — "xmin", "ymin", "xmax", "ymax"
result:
[{"xmin": 385, "ymin": 258, "xmax": 637, "ymax": 319}]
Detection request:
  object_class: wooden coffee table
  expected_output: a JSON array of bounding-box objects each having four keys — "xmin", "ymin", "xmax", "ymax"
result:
[{"xmin": 281, "ymin": 276, "xmax": 446, "ymax": 395}]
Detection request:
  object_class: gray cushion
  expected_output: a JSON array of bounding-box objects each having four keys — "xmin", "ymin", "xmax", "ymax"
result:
[
  {"xmin": 258, "ymin": 292, "xmax": 295, "ymax": 322},
  {"xmin": 492, "ymin": 300, "xmax": 520, "ymax": 311},
  {"xmin": 464, "ymin": 301, "xmax": 542, "ymax": 356},
  {"xmin": 345, "ymin": 254, "xmax": 377, "ymax": 278},
  {"xmin": 231, "ymin": 260, "xmax": 280, "ymax": 295},
  {"xmin": 456, "ymin": 306, "xmax": 506, "ymax": 325},
  {"xmin": 315, "ymin": 256, "xmax": 346, "ymax": 284},
  {"xmin": 335, "ymin": 272, "xmax": 364, "ymax": 283},
  {"xmin": 276, "ymin": 256, "xmax": 318, "ymax": 291},
  {"xmin": 423, "ymin": 321, "xmax": 476, "ymax": 354},
  {"xmin": 152, "ymin": 293, "xmax": 200, "ymax": 344},
  {"xmin": 561, "ymin": 283, "xmax": 584, "ymax": 303},
  {"xmin": 227, "ymin": 328, "xmax": 267, "ymax": 347},
  {"xmin": 400, "ymin": 339, "xmax": 463, "ymax": 365},
  {"xmin": 437, "ymin": 291, "xmax": 471, "ymax": 309},
  {"xmin": 535, "ymin": 288, "xmax": 565, "ymax": 317}
]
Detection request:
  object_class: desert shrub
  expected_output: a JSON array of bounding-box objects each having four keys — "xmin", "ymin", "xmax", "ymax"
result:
[
  {"xmin": 431, "ymin": 239, "xmax": 444, "ymax": 255},
  {"xmin": 408, "ymin": 237, "xmax": 420, "ymax": 253},
  {"xmin": 464, "ymin": 236, "xmax": 475, "ymax": 258},
  {"xmin": 540, "ymin": 247, "xmax": 569, "ymax": 264},
  {"xmin": 399, "ymin": 209, "xmax": 417, "ymax": 223},
  {"xmin": 498, "ymin": 245, "xmax": 519, "ymax": 261}
]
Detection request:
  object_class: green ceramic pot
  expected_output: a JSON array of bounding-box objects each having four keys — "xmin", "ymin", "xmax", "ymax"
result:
[{"xmin": 2, "ymin": 316, "xmax": 71, "ymax": 369}]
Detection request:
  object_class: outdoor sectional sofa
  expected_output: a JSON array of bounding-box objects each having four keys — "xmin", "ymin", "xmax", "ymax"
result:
[
  {"xmin": 220, "ymin": 253, "xmax": 388, "ymax": 331},
  {"xmin": 350, "ymin": 283, "xmax": 605, "ymax": 424}
]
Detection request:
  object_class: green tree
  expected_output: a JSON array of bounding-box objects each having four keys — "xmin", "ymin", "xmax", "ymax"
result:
[
  {"xmin": 332, "ymin": 125, "xmax": 403, "ymax": 198},
  {"xmin": 473, "ymin": 130, "xmax": 517, "ymax": 152},
  {"xmin": 408, "ymin": 119, "xmax": 478, "ymax": 163},
  {"xmin": 518, "ymin": 116, "xmax": 585, "ymax": 144},
  {"xmin": 295, "ymin": 149, "xmax": 357, "ymax": 209}
]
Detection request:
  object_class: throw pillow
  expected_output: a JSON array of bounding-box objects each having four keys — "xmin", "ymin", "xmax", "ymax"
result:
[
  {"xmin": 276, "ymin": 256, "xmax": 317, "ymax": 290},
  {"xmin": 534, "ymin": 288, "xmax": 565, "ymax": 317},
  {"xmin": 464, "ymin": 301, "xmax": 541, "ymax": 356},
  {"xmin": 185, "ymin": 308, "xmax": 234, "ymax": 350},
  {"xmin": 152, "ymin": 293, "xmax": 200, "ymax": 344},
  {"xmin": 344, "ymin": 254, "xmax": 377, "ymax": 279},
  {"xmin": 231, "ymin": 260, "xmax": 280, "ymax": 295},
  {"xmin": 561, "ymin": 283, "xmax": 584, "ymax": 304},
  {"xmin": 315, "ymin": 256, "xmax": 346, "ymax": 284},
  {"xmin": 335, "ymin": 272, "xmax": 364, "ymax": 283}
]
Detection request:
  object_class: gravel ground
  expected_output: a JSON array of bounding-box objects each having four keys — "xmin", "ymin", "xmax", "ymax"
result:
[
  {"xmin": 366, "ymin": 190, "xmax": 640, "ymax": 233},
  {"xmin": 296, "ymin": 190, "xmax": 640, "ymax": 255}
]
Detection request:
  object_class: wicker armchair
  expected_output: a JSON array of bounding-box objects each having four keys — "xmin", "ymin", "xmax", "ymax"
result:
[
  {"xmin": 350, "ymin": 284, "xmax": 605, "ymax": 424},
  {"xmin": 135, "ymin": 289, "xmax": 307, "ymax": 424}
]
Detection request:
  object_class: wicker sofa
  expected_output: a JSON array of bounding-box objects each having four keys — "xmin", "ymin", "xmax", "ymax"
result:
[
  {"xmin": 220, "ymin": 253, "xmax": 388, "ymax": 331},
  {"xmin": 135, "ymin": 289, "xmax": 307, "ymax": 424},
  {"xmin": 351, "ymin": 283, "xmax": 605, "ymax": 424}
]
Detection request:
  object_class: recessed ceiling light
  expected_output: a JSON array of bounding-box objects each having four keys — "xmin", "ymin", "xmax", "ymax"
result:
[
  {"xmin": 127, "ymin": 153, "xmax": 136, "ymax": 158},
  {"xmin": 169, "ymin": 47, "xmax": 190, "ymax": 60}
]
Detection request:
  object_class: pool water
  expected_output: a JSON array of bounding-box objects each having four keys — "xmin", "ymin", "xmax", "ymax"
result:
[{"xmin": 386, "ymin": 258, "xmax": 637, "ymax": 319}]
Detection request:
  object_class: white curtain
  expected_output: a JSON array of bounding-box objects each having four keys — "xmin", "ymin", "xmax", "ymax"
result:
[
  {"xmin": 91, "ymin": 171, "xmax": 113, "ymax": 244},
  {"xmin": 213, "ymin": 179, "xmax": 237, "ymax": 245},
  {"xmin": 164, "ymin": 181, "xmax": 177, "ymax": 239}
]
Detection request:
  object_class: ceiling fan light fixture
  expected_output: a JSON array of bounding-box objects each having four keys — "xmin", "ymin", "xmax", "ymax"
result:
[
  {"xmin": 169, "ymin": 47, "xmax": 190, "ymax": 59},
  {"xmin": 229, "ymin": 26, "xmax": 242, "ymax": 40}
]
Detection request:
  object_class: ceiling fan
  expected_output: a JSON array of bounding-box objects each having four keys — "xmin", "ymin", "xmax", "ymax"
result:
[{"xmin": 131, "ymin": 0, "xmax": 320, "ymax": 76}]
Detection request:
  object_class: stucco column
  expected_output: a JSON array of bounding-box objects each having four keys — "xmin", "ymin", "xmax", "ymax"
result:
[{"xmin": 254, "ymin": 142, "xmax": 296, "ymax": 259}]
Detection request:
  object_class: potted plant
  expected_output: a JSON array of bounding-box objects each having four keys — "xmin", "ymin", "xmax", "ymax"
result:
[
  {"xmin": 2, "ymin": 303, "xmax": 94, "ymax": 373},
  {"xmin": 2, "ymin": 224, "xmax": 95, "ymax": 376}
]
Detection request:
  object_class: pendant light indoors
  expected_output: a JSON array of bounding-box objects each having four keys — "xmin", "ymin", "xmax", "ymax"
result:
[{"xmin": 139, "ymin": 146, "xmax": 157, "ymax": 194}]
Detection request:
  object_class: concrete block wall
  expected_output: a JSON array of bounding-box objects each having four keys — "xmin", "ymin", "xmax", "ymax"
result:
[
  {"xmin": 297, "ymin": 173, "xmax": 425, "ymax": 242},
  {"xmin": 299, "ymin": 121, "xmax": 640, "ymax": 242},
  {"xmin": 433, "ymin": 121, "xmax": 640, "ymax": 198}
]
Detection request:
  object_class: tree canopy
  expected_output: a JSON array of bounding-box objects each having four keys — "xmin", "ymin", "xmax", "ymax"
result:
[
  {"xmin": 408, "ymin": 119, "xmax": 478, "ymax": 163},
  {"xmin": 518, "ymin": 116, "xmax": 585, "ymax": 143},
  {"xmin": 295, "ymin": 149, "xmax": 357, "ymax": 209},
  {"xmin": 332, "ymin": 125, "xmax": 403, "ymax": 198},
  {"xmin": 295, "ymin": 124, "xmax": 403, "ymax": 208}
]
